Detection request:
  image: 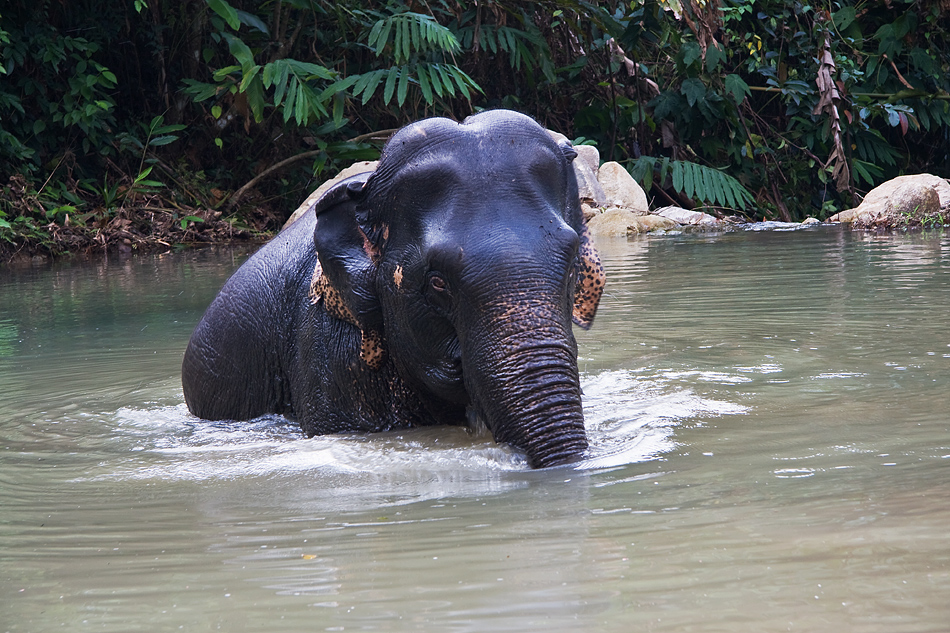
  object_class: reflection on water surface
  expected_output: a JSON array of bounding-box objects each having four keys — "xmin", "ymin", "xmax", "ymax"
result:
[{"xmin": 1, "ymin": 227, "xmax": 948, "ymax": 632}]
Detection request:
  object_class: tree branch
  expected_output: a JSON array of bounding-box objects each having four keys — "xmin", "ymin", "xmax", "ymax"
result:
[{"xmin": 225, "ymin": 129, "xmax": 399, "ymax": 210}]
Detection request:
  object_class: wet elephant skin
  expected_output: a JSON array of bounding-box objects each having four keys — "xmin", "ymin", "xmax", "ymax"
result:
[{"xmin": 181, "ymin": 110, "xmax": 605, "ymax": 468}]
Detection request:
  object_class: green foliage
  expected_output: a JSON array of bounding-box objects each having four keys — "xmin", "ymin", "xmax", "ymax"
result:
[
  {"xmin": 3, "ymin": 0, "xmax": 950, "ymax": 255},
  {"xmin": 628, "ymin": 157, "xmax": 755, "ymax": 210},
  {"xmin": 0, "ymin": 4, "xmax": 119, "ymax": 175}
]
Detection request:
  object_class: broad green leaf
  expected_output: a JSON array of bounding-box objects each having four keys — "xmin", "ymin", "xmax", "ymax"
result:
[
  {"xmin": 368, "ymin": 19, "xmax": 385, "ymax": 50},
  {"xmin": 223, "ymin": 33, "xmax": 255, "ymax": 71},
  {"xmin": 417, "ymin": 65, "xmax": 433, "ymax": 103},
  {"xmin": 332, "ymin": 92, "xmax": 344, "ymax": 127},
  {"xmin": 681, "ymin": 78, "xmax": 706, "ymax": 107},
  {"xmin": 148, "ymin": 135, "xmax": 179, "ymax": 146},
  {"xmin": 681, "ymin": 41, "xmax": 702, "ymax": 68},
  {"xmin": 288, "ymin": 60, "xmax": 335, "ymax": 80},
  {"xmin": 383, "ymin": 67, "xmax": 399, "ymax": 104},
  {"xmin": 207, "ymin": 0, "xmax": 240, "ymax": 31},
  {"xmin": 212, "ymin": 65, "xmax": 241, "ymax": 81},
  {"xmin": 155, "ymin": 123, "xmax": 186, "ymax": 134},
  {"xmin": 318, "ymin": 75, "xmax": 359, "ymax": 101},
  {"xmin": 392, "ymin": 21, "xmax": 403, "ymax": 63},
  {"xmin": 239, "ymin": 64, "xmax": 260, "ymax": 93},
  {"xmin": 397, "ymin": 66, "xmax": 409, "ymax": 105},
  {"xmin": 724, "ymin": 74, "xmax": 750, "ymax": 104},
  {"xmin": 436, "ymin": 65, "xmax": 455, "ymax": 96},
  {"xmin": 833, "ymin": 6, "xmax": 856, "ymax": 31},
  {"xmin": 400, "ymin": 19, "xmax": 411, "ymax": 62},
  {"xmin": 659, "ymin": 157, "xmax": 671, "ymax": 187},
  {"xmin": 271, "ymin": 62, "xmax": 290, "ymax": 105},
  {"xmin": 410, "ymin": 15, "xmax": 421, "ymax": 52},
  {"xmin": 360, "ymin": 70, "xmax": 386, "ymax": 105},
  {"xmin": 245, "ymin": 73, "xmax": 265, "ymax": 122},
  {"xmin": 236, "ymin": 9, "xmax": 268, "ymax": 34},
  {"xmin": 683, "ymin": 161, "xmax": 694, "ymax": 199},
  {"xmin": 352, "ymin": 71, "xmax": 374, "ymax": 98},
  {"xmin": 294, "ymin": 81, "xmax": 307, "ymax": 125},
  {"xmin": 182, "ymin": 79, "xmax": 219, "ymax": 101},
  {"xmin": 671, "ymin": 161, "xmax": 683, "ymax": 193},
  {"xmin": 428, "ymin": 65, "xmax": 444, "ymax": 97},
  {"xmin": 485, "ymin": 29, "xmax": 498, "ymax": 54},
  {"xmin": 376, "ymin": 20, "xmax": 393, "ymax": 56},
  {"xmin": 705, "ymin": 43, "xmax": 725, "ymax": 72},
  {"xmin": 709, "ymin": 168, "xmax": 725, "ymax": 205},
  {"xmin": 283, "ymin": 80, "xmax": 298, "ymax": 122}
]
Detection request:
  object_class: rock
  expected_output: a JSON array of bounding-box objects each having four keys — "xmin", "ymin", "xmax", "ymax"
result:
[
  {"xmin": 597, "ymin": 161, "xmax": 649, "ymax": 213},
  {"xmin": 827, "ymin": 174, "xmax": 950, "ymax": 229},
  {"xmin": 828, "ymin": 208, "xmax": 859, "ymax": 223},
  {"xmin": 574, "ymin": 144, "xmax": 601, "ymax": 176},
  {"xmin": 547, "ymin": 130, "xmax": 570, "ymax": 146},
  {"xmin": 632, "ymin": 214, "xmax": 678, "ymax": 232},
  {"xmin": 801, "ymin": 217, "xmax": 820, "ymax": 225},
  {"xmin": 283, "ymin": 161, "xmax": 379, "ymax": 230},
  {"xmin": 586, "ymin": 207, "xmax": 677, "ymax": 236},
  {"xmin": 654, "ymin": 205, "xmax": 720, "ymax": 226},
  {"xmin": 581, "ymin": 203, "xmax": 598, "ymax": 223},
  {"xmin": 574, "ymin": 158, "xmax": 607, "ymax": 207},
  {"xmin": 587, "ymin": 207, "xmax": 642, "ymax": 236}
]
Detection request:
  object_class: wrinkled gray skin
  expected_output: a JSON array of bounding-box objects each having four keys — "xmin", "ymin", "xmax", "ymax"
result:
[{"xmin": 182, "ymin": 110, "xmax": 605, "ymax": 468}]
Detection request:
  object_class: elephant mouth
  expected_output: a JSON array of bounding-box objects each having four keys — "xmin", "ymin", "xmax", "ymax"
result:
[{"xmin": 423, "ymin": 341, "xmax": 468, "ymax": 405}]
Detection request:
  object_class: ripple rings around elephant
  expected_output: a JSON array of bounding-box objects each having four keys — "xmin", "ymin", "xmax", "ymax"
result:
[{"xmin": 181, "ymin": 110, "xmax": 605, "ymax": 468}]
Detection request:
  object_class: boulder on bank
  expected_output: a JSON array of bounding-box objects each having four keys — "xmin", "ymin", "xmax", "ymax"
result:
[
  {"xmin": 597, "ymin": 161, "xmax": 650, "ymax": 214},
  {"xmin": 587, "ymin": 207, "xmax": 678, "ymax": 236},
  {"xmin": 654, "ymin": 205, "xmax": 720, "ymax": 226},
  {"xmin": 827, "ymin": 174, "xmax": 950, "ymax": 229}
]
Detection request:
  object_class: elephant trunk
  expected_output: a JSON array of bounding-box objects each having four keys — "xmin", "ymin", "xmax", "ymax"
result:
[{"xmin": 463, "ymin": 320, "xmax": 588, "ymax": 468}]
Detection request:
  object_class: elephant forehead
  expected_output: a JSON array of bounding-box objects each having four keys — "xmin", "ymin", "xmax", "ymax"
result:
[{"xmin": 381, "ymin": 116, "xmax": 559, "ymax": 172}]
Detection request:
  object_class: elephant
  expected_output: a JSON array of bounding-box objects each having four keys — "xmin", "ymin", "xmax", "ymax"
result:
[{"xmin": 181, "ymin": 110, "xmax": 605, "ymax": 468}]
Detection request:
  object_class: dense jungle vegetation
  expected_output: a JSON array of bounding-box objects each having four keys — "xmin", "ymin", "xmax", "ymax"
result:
[{"xmin": 2, "ymin": 0, "xmax": 949, "ymax": 257}]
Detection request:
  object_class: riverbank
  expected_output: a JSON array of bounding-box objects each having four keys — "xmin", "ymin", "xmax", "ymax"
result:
[
  {"xmin": 0, "ymin": 174, "xmax": 272, "ymax": 264},
  {"xmin": 4, "ymin": 156, "xmax": 949, "ymax": 265}
]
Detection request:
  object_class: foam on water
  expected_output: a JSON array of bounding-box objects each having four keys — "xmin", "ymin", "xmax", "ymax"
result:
[{"xmin": 83, "ymin": 368, "xmax": 747, "ymax": 489}]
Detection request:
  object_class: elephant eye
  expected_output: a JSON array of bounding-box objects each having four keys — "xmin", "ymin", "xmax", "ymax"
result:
[
  {"xmin": 429, "ymin": 274, "xmax": 448, "ymax": 292},
  {"xmin": 425, "ymin": 272, "xmax": 453, "ymax": 314}
]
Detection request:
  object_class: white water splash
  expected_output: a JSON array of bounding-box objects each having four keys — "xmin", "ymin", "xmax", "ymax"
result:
[{"xmin": 82, "ymin": 368, "xmax": 747, "ymax": 491}]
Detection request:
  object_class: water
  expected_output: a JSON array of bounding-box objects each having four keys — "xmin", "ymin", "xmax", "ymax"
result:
[{"xmin": 1, "ymin": 227, "xmax": 948, "ymax": 631}]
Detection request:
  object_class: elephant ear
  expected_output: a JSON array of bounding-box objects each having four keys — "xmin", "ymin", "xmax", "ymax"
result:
[
  {"xmin": 555, "ymin": 139, "xmax": 606, "ymax": 330},
  {"xmin": 572, "ymin": 221, "xmax": 605, "ymax": 330},
  {"xmin": 310, "ymin": 173, "xmax": 387, "ymax": 369}
]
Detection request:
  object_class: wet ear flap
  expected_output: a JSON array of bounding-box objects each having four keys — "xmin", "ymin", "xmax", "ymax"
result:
[
  {"xmin": 558, "ymin": 139, "xmax": 604, "ymax": 329},
  {"xmin": 310, "ymin": 173, "xmax": 387, "ymax": 369},
  {"xmin": 558, "ymin": 140, "xmax": 578, "ymax": 162},
  {"xmin": 572, "ymin": 220, "xmax": 605, "ymax": 330}
]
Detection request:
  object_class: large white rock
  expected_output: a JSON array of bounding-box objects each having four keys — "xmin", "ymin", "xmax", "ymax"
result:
[
  {"xmin": 827, "ymin": 174, "xmax": 950, "ymax": 228},
  {"xmin": 574, "ymin": 144, "xmax": 601, "ymax": 176},
  {"xmin": 597, "ymin": 161, "xmax": 649, "ymax": 213}
]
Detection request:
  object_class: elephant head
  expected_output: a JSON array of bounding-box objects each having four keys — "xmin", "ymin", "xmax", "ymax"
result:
[{"xmin": 311, "ymin": 110, "xmax": 605, "ymax": 468}]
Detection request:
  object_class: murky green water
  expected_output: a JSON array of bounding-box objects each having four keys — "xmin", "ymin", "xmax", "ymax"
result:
[{"xmin": 2, "ymin": 226, "xmax": 948, "ymax": 632}]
